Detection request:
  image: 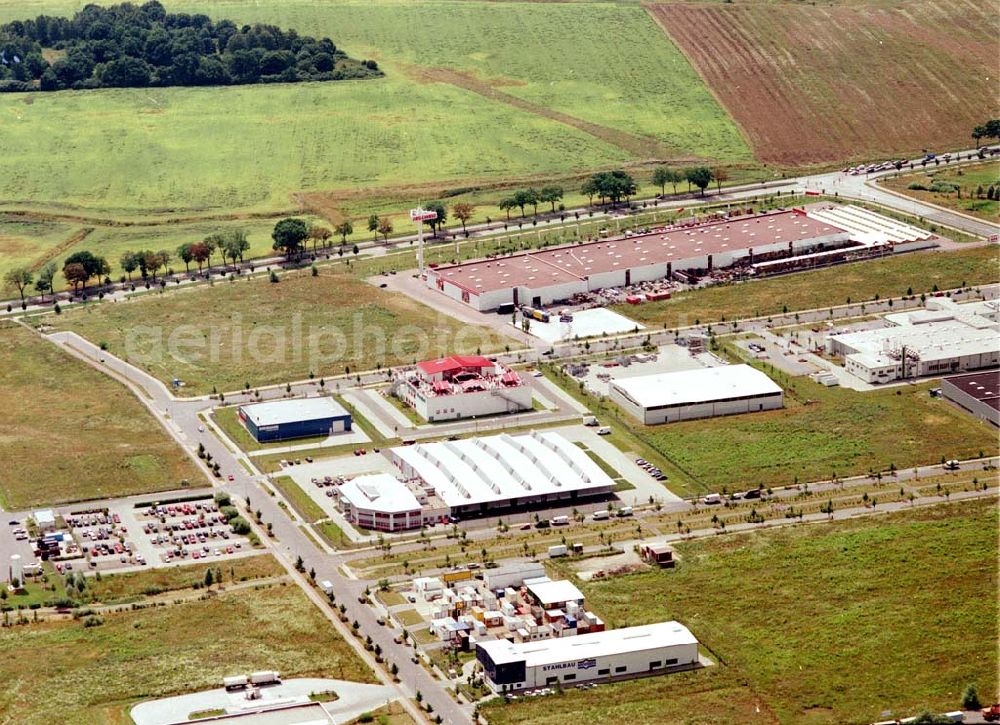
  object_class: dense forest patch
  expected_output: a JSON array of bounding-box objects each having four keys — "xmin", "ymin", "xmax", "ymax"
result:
[{"xmin": 0, "ymin": 0, "xmax": 380, "ymax": 92}]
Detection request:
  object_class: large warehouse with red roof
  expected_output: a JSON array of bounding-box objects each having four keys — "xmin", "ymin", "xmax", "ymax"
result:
[{"xmin": 425, "ymin": 206, "xmax": 933, "ymax": 312}]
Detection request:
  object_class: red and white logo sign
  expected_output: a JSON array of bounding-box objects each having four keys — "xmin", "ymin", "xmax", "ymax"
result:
[{"xmin": 410, "ymin": 208, "xmax": 438, "ymax": 222}]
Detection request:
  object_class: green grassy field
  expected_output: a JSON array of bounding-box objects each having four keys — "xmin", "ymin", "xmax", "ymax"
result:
[
  {"xmin": 75, "ymin": 553, "xmax": 284, "ymax": 605},
  {"xmin": 544, "ymin": 353, "xmax": 999, "ymax": 496},
  {"xmin": 639, "ymin": 369, "xmax": 997, "ymax": 494},
  {"xmin": 883, "ymin": 161, "xmax": 1000, "ymax": 221},
  {"xmin": 613, "ymin": 245, "xmax": 1000, "ymax": 329},
  {"xmin": 51, "ymin": 267, "xmax": 509, "ymax": 395},
  {"xmin": 484, "ymin": 498, "xmax": 998, "ymax": 725},
  {"xmin": 0, "ymin": 218, "xmax": 80, "ymax": 283},
  {"xmin": 0, "ymin": 583, "xmax": 374, "ymax": 723},
  {"xmin": 0, "ymin": 322, "xmax": 202, "ymax": 509},
  {"xmin": 0, "ymin": 0, "xmax": 748, "ymax": 224},
  {"xmin": 272, "ymin": 475, "xmax": 327, "ymax": 523}
]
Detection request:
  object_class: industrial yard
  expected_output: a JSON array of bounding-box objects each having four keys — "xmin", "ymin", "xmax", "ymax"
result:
[{"xmin": 0, "ymin": 1, "xmax": 997, "ymax": 719}]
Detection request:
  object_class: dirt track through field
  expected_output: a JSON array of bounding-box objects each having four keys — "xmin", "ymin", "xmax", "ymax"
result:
[
  {"xmin": 29, "ymin": 227, "xmax": 93, "ymax": 272},
  {"xmin": 410, "ymin": 65, "xmax": 697, "ymax": 162},
  {"xmin": 647, "ymin": 0, "xmax": 1000, "ymax": 165}
]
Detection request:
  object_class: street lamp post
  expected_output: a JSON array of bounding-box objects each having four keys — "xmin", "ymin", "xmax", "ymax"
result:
[{"xmin": 410, "ymin": 207, "xmax": 438, "ymax": 277}]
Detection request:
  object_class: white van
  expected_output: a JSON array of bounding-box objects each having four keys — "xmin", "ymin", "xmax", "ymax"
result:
[
  {"xmin": 702, "ymin": 493, "xmax": 722, "ymax": 505},
  {"xmin": 616, "ymin": 506, "xmax": 633, "ymax": 517},
  {"xmin": 592, "ymin": 510, "xmax": 610, "ymax": 521},
  {"xmin": 550, "ymin": 515, "xmax": 569, "ymax": 526},
  {"xmin": 596, "ymin": 426, "xmax": 612, "ymax": 436}
]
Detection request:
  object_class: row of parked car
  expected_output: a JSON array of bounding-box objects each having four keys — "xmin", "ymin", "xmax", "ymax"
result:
[
  {"xmin": 88, "ymin": 541, "xmax": 145, "ymax": 566},
  {"xmin": 144, "ymin": 514, "xmax": 228, "ymax": 535},
  {"xmin": 66, "ymin": 511, "xmax": 120, "ymax": 528},
  {"xmin": 143, "ymin": 501, "xmax": 218, "ymax": 519},
  {"xmin": 635, "ymin": 458, "xmax": 668, "ymax": 481},
  {"xmin": 155, "ymin": 528, "xmax": 232, "ymax": 548},
  {"xmin": 162, "ymin": 543, "xmax": 239, "ymax": 563}
]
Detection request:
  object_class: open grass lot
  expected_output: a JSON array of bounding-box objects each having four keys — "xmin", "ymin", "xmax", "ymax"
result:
[
  {"xmin": 882, "ymin": 161, "xmax": 1000, "ymax": 221},
  {"xmin": 0, "ymin": 0, "xmax": 747, "ymax": 224},
  {"xmin": 638, "ymin": 370, "xmax": 998, "ymax": 493},
  {"xmin": 484, "ymin": 499, "xmax": 998, "ymax": 725},
  {"xmin": 52, "ymin": 267, "xmax": 509, "ymax": 395},
  {"xmin": 0, "ymin": 75, "xmax": 627, "ymax": 218},
  {"xmin": 650, "ymin": 0, "xmax": 999, "ymax": 164},
  {"xmin": 0, "ymin": 217, "xmax": 80, "ymax": 285},
  {"xmin": 613, "ymin": 245, "xmax": 1000, "ymax": 329},
  {"xmin": 77, "ymin": 552, "xmax": 283, "ymax": 605},
  {"xmin": 0, "ymin": 322, "xmax": 202, "ymax": 509},
  {"xmin": 272, "ymin": 475, "xmax": 327, "ymax": 523},
  {"xmin": 0, "ymin": 583, "xmax": 375, "ymax": 724}
]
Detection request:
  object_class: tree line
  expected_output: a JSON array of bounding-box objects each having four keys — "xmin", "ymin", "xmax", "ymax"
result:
[
  {"xmin": 971, "ymin": 119, "xmax": 1000, "ymax": 148},
  {"xmin": 0, "ymin": 0, "xmax": 380, "ymax": 92},
  {"xmin": 1, "ymin": 162, "xmax": 740, "ymax": 304}
]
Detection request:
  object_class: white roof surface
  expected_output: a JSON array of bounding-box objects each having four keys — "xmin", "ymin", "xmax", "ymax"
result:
[
  {"xmin": 338, "ymin": 474, "xmax": 421, "ymax": 514},
  {"xmin": 478, "ymin": 621, "xmax": 698, "ymax": 667},
  {"xmin": 611, "ymin": 364, "xmax": 782, "ymax": 409},
  {"xmin": 34, "ymin": 509, "xmax": 55, "ymax": 524},
  {"xmin": 390, "ymin": 431, "xmax": 613, "ymax": 508},
  {"xmin": 526, "ymin": 579, "xmax": 585, "ymax": 606},
  {"xmin": 832, "ymin": 302, "xmax": 1000, "ymax": 368},
  {"xmin": 240, "ymin": 397, "xmax": 349, "ymax": 427}
]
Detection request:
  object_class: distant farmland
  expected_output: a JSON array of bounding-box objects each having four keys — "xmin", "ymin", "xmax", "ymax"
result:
[
  {"xmin": 0, "ymin": 0, "xmax": 748, "ymax": 220},
  {"xmin": 649, "ymin": 0, "xmax": 1000, "ymax": 164}
]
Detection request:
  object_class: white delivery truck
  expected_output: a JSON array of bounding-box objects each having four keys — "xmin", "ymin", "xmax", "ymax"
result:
[
  {"xmin": 550, "ymin": 515, "xmax": 569, "ymax": 526},
  {"xmin": 320, "ymin": 580, "xmax": 334, "ymax": 596},
  {"xmin": 548, "ymin": 544, "xmax": 568, "ymax": 558},
  {"xmin": 592, "ymin": 510, "xmax": 610, "ymax": 521},
  {"xmin": 597, "ymin": 426, "xmax": 612, "ymax": 436},
  {"xmin": 582, "ymin": 415, "xmax": 599, "ymax": 427},
  {"xmin": 702, "ymin": 493, "xmax": 722, "ymax": 505},
  {"xmin": 250, "ymin": 671, "xmax": 280, "ymax": 686},
  {"xmin": 223, "ymin": 675, "xmax": 248, "ymax": 690},
  {"xmin": 616, "ymin": 506, "xmax": 633, "ymax": 517}
]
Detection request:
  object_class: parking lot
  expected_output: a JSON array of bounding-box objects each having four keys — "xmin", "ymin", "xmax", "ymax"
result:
[
  {"xmin": 62, "ymin": 495, "xmax": 254, "ymax": 573},
  {"xmin": 133, "ymin": 498, "xmax": 251, "ymax": 565}
]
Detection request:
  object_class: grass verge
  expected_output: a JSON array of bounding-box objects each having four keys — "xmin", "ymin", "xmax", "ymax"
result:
[
  {"xmin": 0, "ymin": 322, "xmax": 202, "ymax": 508},
  {"xmin": 0, "ymin": 583, "xmax": 375, "ymax": 723},
  {"xmin": 490, "ymin": 499, "xmax": 998, "ymax": 725},
  {"xmin": 272, "ymin": 475, "xmax": 327, "ymax": 524}
]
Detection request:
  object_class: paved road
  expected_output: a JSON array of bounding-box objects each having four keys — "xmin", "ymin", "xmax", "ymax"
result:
[
  {"xmin": 33, "ymin": 328, "xmax": 465, "ymax": 725},
  {"xmin": 3, "ymin": 147, "xmax": 995, "ymax": 318}
]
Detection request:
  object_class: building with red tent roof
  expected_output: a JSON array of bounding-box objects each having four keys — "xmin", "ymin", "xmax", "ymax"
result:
[{"xmin": 393, "ymin": 355, "xmax": 532, "ymax": 421}]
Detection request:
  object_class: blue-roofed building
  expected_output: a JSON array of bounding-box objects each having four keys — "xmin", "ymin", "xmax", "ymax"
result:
[{"xmin": 238, "ymin": 397, "xmax": 352, "ymax": 443}]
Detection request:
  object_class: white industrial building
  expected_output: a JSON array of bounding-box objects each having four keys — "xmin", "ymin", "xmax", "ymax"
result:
[
  {"xmin": 389, "ymin": 431, "xmax": 615, "ymax": 517},
  {"xmin": 483, "ymin": 562, "xmax": 548, "ymax": 591},
  {"xmin": 426, "ymin": 206, "xmax": 933, "ymax": 311},
  {"xmin": 392, "ymin": 355, "xmax": 532, "ymax": 422},
  {"xmin": 827, "ymin": 299, "xmax": 1000, "ymax": 383},
  {"xmin": 476, "ymin": 621, "xmax": 700, "ymax": 693},
  {"xmin": 609, "ymin": 364, "xmax": 784, "ymax": 424},
  {"xmin": 333, "ymin": 431, "xmax": 614, "ymax": 530},
  {"xmin": 335, "ymin": 473, "xmax": 445, "ymax": 532}
]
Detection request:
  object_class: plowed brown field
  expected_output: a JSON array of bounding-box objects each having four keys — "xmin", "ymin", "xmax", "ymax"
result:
[{"xmin": 648, "ymin": 0, "xmax": 1000, "ymax": 165}]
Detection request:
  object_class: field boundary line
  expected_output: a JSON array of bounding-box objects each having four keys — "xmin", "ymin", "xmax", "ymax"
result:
[
  {"xmin": 27, "ymin": 227, "xmax": 94, "ymax": 273},
  {"xmin": 409, "ymin": 64, "xmax": 694, "ymax": 162},
  {"xmin": 642, "ymin": 3, "xmax": 756, "ymax": 156}
]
